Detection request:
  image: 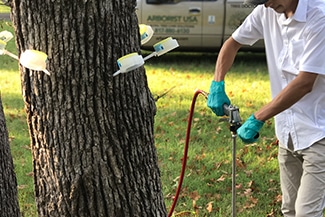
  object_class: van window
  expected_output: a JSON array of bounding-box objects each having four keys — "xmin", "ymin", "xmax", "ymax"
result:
[{"xmin": 146, "ymin": 0, "xmax": 216, "ymax": 4}]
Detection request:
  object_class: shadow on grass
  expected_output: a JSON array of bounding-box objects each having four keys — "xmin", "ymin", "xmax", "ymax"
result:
[{"xmin": 142, "ymin": 50, "xmax": 267, "ymax": 73}]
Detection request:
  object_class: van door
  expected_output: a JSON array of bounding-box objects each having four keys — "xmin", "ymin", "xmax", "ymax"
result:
[
  {"xmin": 224, "ymin": 0, "xmax": 253, "ymax": 37},
  {"xmin": 138, "ymin": 0, "xmax": 203, "ymax": 50},
  {"xmin": 201, "ymin": 0, "xmax": 224, "ymax": 51},
  {"xmin": 224, "ymin": 0, "xmax": 264, "ymax": 50},
  {"xmin": 202, "ymin": 0, "xmax": 257, "ymax": 51}
]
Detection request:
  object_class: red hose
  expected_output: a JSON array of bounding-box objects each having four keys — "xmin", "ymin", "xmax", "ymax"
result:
[{"xmin": 168, "ymin": 89, "xmax": 208, "ymax": 217}]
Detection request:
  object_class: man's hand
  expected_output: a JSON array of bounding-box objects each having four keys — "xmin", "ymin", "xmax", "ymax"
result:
[
  {"xmin": 237, "ymin": 114, "xmax": 264, "ymax": 143},
  {"xmin": 207, "ymin": 80, "xmax": 231, "ymax": 116}
]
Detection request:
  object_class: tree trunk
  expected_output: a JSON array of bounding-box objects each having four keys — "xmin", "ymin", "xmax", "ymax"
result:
[
  {"xmin": 11, "ymin": 0, "xmax": 167, "ymax": 216},
  {"xmin": 0, "ymin": 97, "xmax": 20, "ymax": 217}
]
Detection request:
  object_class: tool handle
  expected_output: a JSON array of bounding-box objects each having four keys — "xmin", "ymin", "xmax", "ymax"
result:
[
  {"xmin": 223, "ymin": 104, "xmax": 230, "ymax": 116},
  {"xmin": 223, "ymin": 104, "xmax": 242, "ymax": 133}
]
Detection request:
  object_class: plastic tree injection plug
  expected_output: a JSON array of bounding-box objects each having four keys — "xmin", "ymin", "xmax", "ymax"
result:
[
  {"xmin": 0, "ymin": 31, "xmax": 18, "ymax": 60},
  {"xmin": 20, "ymin": 50, "xmax": 50, "ymax": 75},
  {"xmin": 139, "ymin": 24, "xmax": 154, "ymax": 45},
  {"xmin": 113, "ymin": 37, "xmax": 179, "ymax": 77},
  {"xmin": 143, "ymin": 37, "xmax": 179, "ymax": 61},
  {"xmin": 0, "ymin": 30, "xmax": 50, "ymax": 75},
  {"xmin": 0, "ymin": 30, "xmax": 14, "ymax": 43},
  {"xmin": 113, "ymin": 53, "xmax": 145, "ymax": 76}
]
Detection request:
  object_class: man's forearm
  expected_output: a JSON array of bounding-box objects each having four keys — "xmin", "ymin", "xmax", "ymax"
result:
[
  {"xmin": 254, "ymin": 71, "xmax": 318, "ymax": 121},
  {"xmin": 214, "ymin": 37, "xmax": 242, "ymax": 82}
]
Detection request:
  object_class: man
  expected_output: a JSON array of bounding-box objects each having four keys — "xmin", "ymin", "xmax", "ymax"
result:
[{"xmin": 207, "ymin": 0, "xmax": 325, "ymax": 216}]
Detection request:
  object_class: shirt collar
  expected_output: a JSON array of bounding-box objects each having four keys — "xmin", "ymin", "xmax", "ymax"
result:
[
  {"xmin": 279, "ymin": 0, "xmax": 307, "ymax": 25},
  {"xmin": 293, "ymin": 0, "xmax": 307, "ymax": 22}
]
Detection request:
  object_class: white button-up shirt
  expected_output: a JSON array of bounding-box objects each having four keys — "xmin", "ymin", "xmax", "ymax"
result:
[{"xmin": 232, "ymin": 0, "xmax": 325, "ymax": 151}]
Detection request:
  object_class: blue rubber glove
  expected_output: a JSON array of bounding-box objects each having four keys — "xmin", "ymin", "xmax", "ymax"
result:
[
  {"xmin": 207, "ymin": 80, "xmax": 231, "ymax": 116},
  {"xmin": 237, "ymin": 114, "xmax": 265, "ymax": 143}
]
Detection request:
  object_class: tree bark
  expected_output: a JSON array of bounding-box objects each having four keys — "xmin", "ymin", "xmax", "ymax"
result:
[
  {"xmin": 0, "ymin": 97, "xmax": 20, "ymax": 217},
  {"xmin": 11, "ymin": 0, "xmax": 167, "ymax": 216}
]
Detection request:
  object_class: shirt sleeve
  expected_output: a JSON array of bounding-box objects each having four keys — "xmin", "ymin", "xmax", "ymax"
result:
[
  {"xmin": 299, "ymin": 14, "xmax": 325, "ymax": 75},
  {"xmin": 232, "ymin": 5, "xmax": 265, "ymax": 46}
]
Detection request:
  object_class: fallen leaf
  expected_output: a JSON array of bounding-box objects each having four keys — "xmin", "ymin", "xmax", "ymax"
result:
[
  {"xmin": 26, "ymin": 172, "xmax": 33, "ymax": 177},
  {"xmin": 206, "ymin": 201, "xmax": 213, "ymax": 213},
  {"xmin": 189, "ymin": 191, "xmax": 200, "ymax": 201},
  {"xmin": 18, "ymin": 185, "xmax": 28, "ymax": 190},
  {"xmin": 244, "ymin": 196, "xmax": 258, "ymax": 209},
  {"xmin": 236, "ymin": 158, "xmax": 246, "ymax": 169},
  {"xmin": 217, "ymin": 174, "xmax": 226, "ymax": 182}
]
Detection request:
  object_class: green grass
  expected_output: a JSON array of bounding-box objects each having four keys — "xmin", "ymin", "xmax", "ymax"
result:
[
  {"xmin": 0, "ymin": 4, "xmax": 10, "ymax": 13},
  {"xmin": 0, "ymin": 22, "xmax": 37, "ymax": 216},
  {"xmin": 145, "ymin": 52, "xmax": 281, "ymax": 216},
  {"xmin": 1, "ymin": 19, "xmax": 281, "ymax": 216}
]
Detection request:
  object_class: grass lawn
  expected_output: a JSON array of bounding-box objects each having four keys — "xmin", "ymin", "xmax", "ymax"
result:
[
  {"xmin": 1, "ymin": 21, "xmax": 37, "ymax": 216},
  {"xmin": 145, "ymin": 52, "xmax": 281, "ymax": 216},
  {"xmin": 0, "ymin": 4, "xmax": 10, "ymax": 13},
  {"xmin": 1, "ymin": 19, "xmax": 283, "ymax": 216}
]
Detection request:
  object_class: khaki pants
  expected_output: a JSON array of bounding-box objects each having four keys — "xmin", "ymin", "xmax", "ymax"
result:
[{"xmin": 278, "ymin": 138, "xmax": 325, "ymax": 217}]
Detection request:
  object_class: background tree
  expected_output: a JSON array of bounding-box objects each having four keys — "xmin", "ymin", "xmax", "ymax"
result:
[
  {"xmin": 0, "ymin": 97, "xmax": 20, "ymax": 217},
  {"xmin": 10, "ymin": 0, "xmax": 167, "ymax": 216}
]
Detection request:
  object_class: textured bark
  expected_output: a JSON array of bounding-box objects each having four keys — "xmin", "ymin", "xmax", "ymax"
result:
[
  {"xmin": 0, "ymin": 97, "xmax": 20, "ymax": 217},
  {"xmin": 11, "ymin": 0, "xmax": 167, "ymax": 216}
]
